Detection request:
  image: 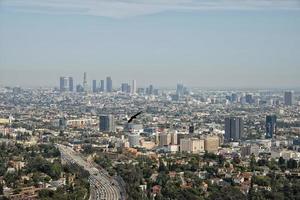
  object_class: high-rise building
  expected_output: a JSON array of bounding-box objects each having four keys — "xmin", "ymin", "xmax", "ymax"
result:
[
  {"xmin": 59, "ymin": 77, "xmax": 69, "ymax": 92},
  {"xmin": 99, "ymin": 115, "xmax": 115, "ymax": 132},
  {"xmin": 128, "ymin": 134, "xmax": 140, "ymax": 147},
  {"xmin": 100, "ymin": 80, "xmax": 105, "ymax": 92},
  {"xmin": 284, "ymin": 91, "xmax": 293, "ymax": 106},
  {"xmin": 203, "ymin": 135, "xmax": 220, "ymax": 153},
  {"xmin": 180, "ymin": 138, "xmax": 205, "ymax": 153},
  {"xmin": 121, "ymin": 83, "xmax": 129, "ymax": 93},
  {"xmin": 132, "ymin": 80, "xmax": 136, "ymax": 94},
  {"xmin": 127, "ymin": 85, "xmax": 131, "ymax": 93},
  {"xmin": 245, "ymin": 94, "xmax": 253, "ymax": 104},
  {"xmin": 68, "ymin": 77, "xmax": 73, "ymax": 92},
  {"xmin": 83, "ymin": 72, "xmax": 88, "ymax": 92},
  {"xmin": 225, "ymin": 117, "xmax": 243, "ymax": 141},
  {"xmin": 171, "ymin": 132, "xmax": 177, "ymax": 145},
  {"xmin": 176, "ymin": 84, "xmax": 184, "ymax": 96},
  {"xmin": 106, "ymin": 76, "xmax": 112, "ymax": 92},
  {"xmin": 159, "ymin": 132, "xmax": 171, "ymax": 146},
  {"xmin": 231, "ymin": 93, "xmax": 238, "ymax": 103},
  {"xmin": 148, "ymin": 85, "xmax": 154, "ymax": 95},
  {"xmin": 92, "ymin": 80, "xmax": 97, "ymax": 93},
  {"xmin": 266, "ymin": 115, "xmax": 277, "ymax": 139}
]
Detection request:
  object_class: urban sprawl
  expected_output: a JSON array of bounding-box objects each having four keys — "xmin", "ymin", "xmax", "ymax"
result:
[{"xmin": 1, "ymin": 73, "xmax": 300, "ymax": 200}]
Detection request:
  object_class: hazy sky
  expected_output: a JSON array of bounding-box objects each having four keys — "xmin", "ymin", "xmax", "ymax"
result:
[{"xmin": 1, "ymin": 0, "xmax": 300, "ymax": 88}]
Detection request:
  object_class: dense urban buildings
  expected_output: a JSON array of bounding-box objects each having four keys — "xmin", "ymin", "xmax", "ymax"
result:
[
  {"xmin": 1, "ymin": 80, "xmax": 300, "ymax": 200},
  {"xmin": 2, "ymin": 1, "xmax": 300, "ymax": 199}
]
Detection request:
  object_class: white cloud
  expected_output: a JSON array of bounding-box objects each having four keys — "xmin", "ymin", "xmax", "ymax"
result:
[{"xmin": 2, "ymin": 0, "xmax": 300, "ymax": 18}]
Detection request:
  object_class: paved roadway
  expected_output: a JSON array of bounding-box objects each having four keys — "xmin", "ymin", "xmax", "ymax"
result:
[{"xmin": 56, "ymin": 144, "xmax": 122, "ymax": 200}]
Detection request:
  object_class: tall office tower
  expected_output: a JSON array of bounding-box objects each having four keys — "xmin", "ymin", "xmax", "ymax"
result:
[
  {"xmin": 128, "ymin": 134, "xmax": 140, "ymax": 147},
  {"xmin": 68, "ymin": 77, "xmax": 74, "ymax": 92},
  {"xmin": 245, "ymin": 94, "xmax": 253, "ymax": 104},
  {"xmin": 204, "ymin": 135, "xmax": 220, "ymax": 153},
  {"xmin": 149, "ymin": 84, "xmax": 154, "ymax": 95},
  {"xmin": 225, "ymin": 117, "xmax": 243, "ymax": 141},
  {"xmin": 106, "ymin": 76, "xmax": 112, "ymax": 92},
  {"xmin": 99, "ymin": 115, "xmax": 115, "ymax": 132},
  {"xmin": 171, "ymin": 132, "xmax": 178, "ymax": 145},
  {"xmin": 159, "ymin": 132, "xmax": 171, "ymax": 146},
  {"xmin": 131, "ymin": 80, "xmax": 137, "ymax": 94},
  {"xmin": 231, "ymin": 93, "xmax": 238, "ymax": 103},
  {"xmin": 121, "ymin": 83, "xmax": 128, "ymax": 93},
  {"xmin": 59, "ymin": 77, "xmax": 69, "ymax": 92},
  {"xmin": 83, "ymin": 72, "xmax": 88, "ymax": 92},
  {"xmin": 92, "ymin": 80, "xmax": 97, "ymax": 93},
  {"xmin": 284, "ymin": 91, "xmax": 293, "ymax": 106},
  {"xmin": 176, "ymin": 84, "xmax": 184, "ymax": 95},
  {"xmin": 100, "ymin": 80, "xmax": 105, "ymax": 92},
  {"xmin": 266, "ymin": 115, "xmax": 277, "ymax": 139},
  {"xmin": 127, "ymin": 85, "xmax": 131, "ymax": 94}
]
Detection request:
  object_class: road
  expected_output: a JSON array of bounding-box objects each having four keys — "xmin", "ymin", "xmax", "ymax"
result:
[{"xmin": 56, "ymin": 144, "xmax": 123, "ymax": 200}]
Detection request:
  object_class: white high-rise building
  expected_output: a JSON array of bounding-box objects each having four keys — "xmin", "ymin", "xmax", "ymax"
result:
[
  {"xmin": 132, "ymin": 80, "xmax": 137, "ymax": 94},
  {"xmin": 128, "ymin": 133, "xmax": 140, "ymax": 147}
]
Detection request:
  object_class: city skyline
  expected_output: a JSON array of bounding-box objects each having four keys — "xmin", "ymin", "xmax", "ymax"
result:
[{"xmin": 1, "ymin": 0, "xmax": 300, "ymax": 88}]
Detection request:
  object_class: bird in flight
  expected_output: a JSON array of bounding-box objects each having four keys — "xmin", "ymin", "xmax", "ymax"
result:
[{"xmin": 128, "ymin": 111, "xmax": 143, "ymax": 123}]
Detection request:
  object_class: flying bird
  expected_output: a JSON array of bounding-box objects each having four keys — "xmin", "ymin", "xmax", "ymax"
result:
[{"xmin": 128, "ymin": 111, "xmax": 143, "ymax": 123}]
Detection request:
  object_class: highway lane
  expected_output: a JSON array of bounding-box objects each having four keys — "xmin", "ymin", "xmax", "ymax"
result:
[{"xmin": 56, "ymin": 144, "xmax": 122, "ymax": 200}]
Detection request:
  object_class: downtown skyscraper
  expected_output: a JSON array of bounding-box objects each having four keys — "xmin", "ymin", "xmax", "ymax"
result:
[
  {"xmin": 92, "ymin": 80, "xmax": 97, "ymax": 93},
  {"xmin": 131, "ymin": 80, "xmax": 136, "ymax": 94},
  {"xmin": 60, "ymin": 76, "xmax": 73, "ymax": 92},
  {"xmin": 99, "ymin": 114, "xmax": 115, "ymax": 132},
  {"xmin": 106, "ymin": 76, "xmax": 112, "ymax": 92},
  {"xmin": 284, "ymin": 91, "xmax": 293, "ymax": 106},
  {"xmin": 83, "ymin": 72, "xmax": 88, "ymax": 92},
  {"xmin": 266, "ymin": 115, "xmax": 277, "ymax": 139},
  {"xmin": 225, "ymin": 117, "xmax": 243, "ymax": 142}
]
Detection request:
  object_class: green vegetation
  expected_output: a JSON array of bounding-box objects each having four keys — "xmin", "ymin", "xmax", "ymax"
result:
[{"xmin": 0, "ymin": 142, "xmax": 89, "ymax": 199}]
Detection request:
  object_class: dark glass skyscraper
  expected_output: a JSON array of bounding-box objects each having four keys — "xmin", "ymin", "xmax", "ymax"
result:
[
  {"xmin": 245, "ymin": 94, "xmax": 253, "ymax": 104},
  {"xmin": 284, "ymin": 91, "xmax": 293, "ymax": 106},
  {"xmin": 231, "ymin": 93, "xmax": 238, "ymax": 103},
  {"xmin": 225, "ymin": 117, "xmax": 243, "ymax": 141},
  {"xmin": 83, "ymin": 72, "xmax": 88, "ymax": 92},
  {"xmin": 266, "ymin": 115, "xmax": 277, "ymax": 139},
  {"xmin": 68, "ymin": 77, "xmax": 73, "ymax": 92},
  {"xmin": 176, "ymin": 84, "xmax": 184, "ymax": 96},
  {"xmin": 121, "ymin": 83, "xmax": 129, "ymax": 93},
  {"xmin": 92, "ymin": 80, "xmax": 97, "ymax": 93},
  {"xmin": 60, "ymin": 77, "xmax": 68, "ymax": 92},
  {"xmin": 99, "ymin": 115, "xmax": 115, "ymax": 132},
  {"xmin": 100, "ymin": 80, "xmax": 105, "ymax": 92},
  {"xmin": 106, "ymin": 76, "xmax": 112, "ymax": 92}
]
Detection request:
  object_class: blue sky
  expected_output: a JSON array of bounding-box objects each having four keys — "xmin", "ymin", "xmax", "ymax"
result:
[{"xmin": 0, "ymin": 0, "xmax": 300, "ymax": 88}]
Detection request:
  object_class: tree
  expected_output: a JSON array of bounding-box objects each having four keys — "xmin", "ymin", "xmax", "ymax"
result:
[
  {"xmin": 158, "ymin": 159, "xmax": 167, "ymax": 173},
  {"xmin": 278, "ymin": 157, "xmax": 285, "ymax": 166},
  {"xmin": 287, "ymin": 159, "xmax": 298, "ymax": 169},
  {"xmin": 250, "ymin": 154, "xmax": 256, "ymax": 171}
]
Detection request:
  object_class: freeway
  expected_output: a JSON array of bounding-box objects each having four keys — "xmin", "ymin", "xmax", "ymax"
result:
[{"xmin": 56, "ymin": 144, "xmax": 123, "ymax": 200}]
